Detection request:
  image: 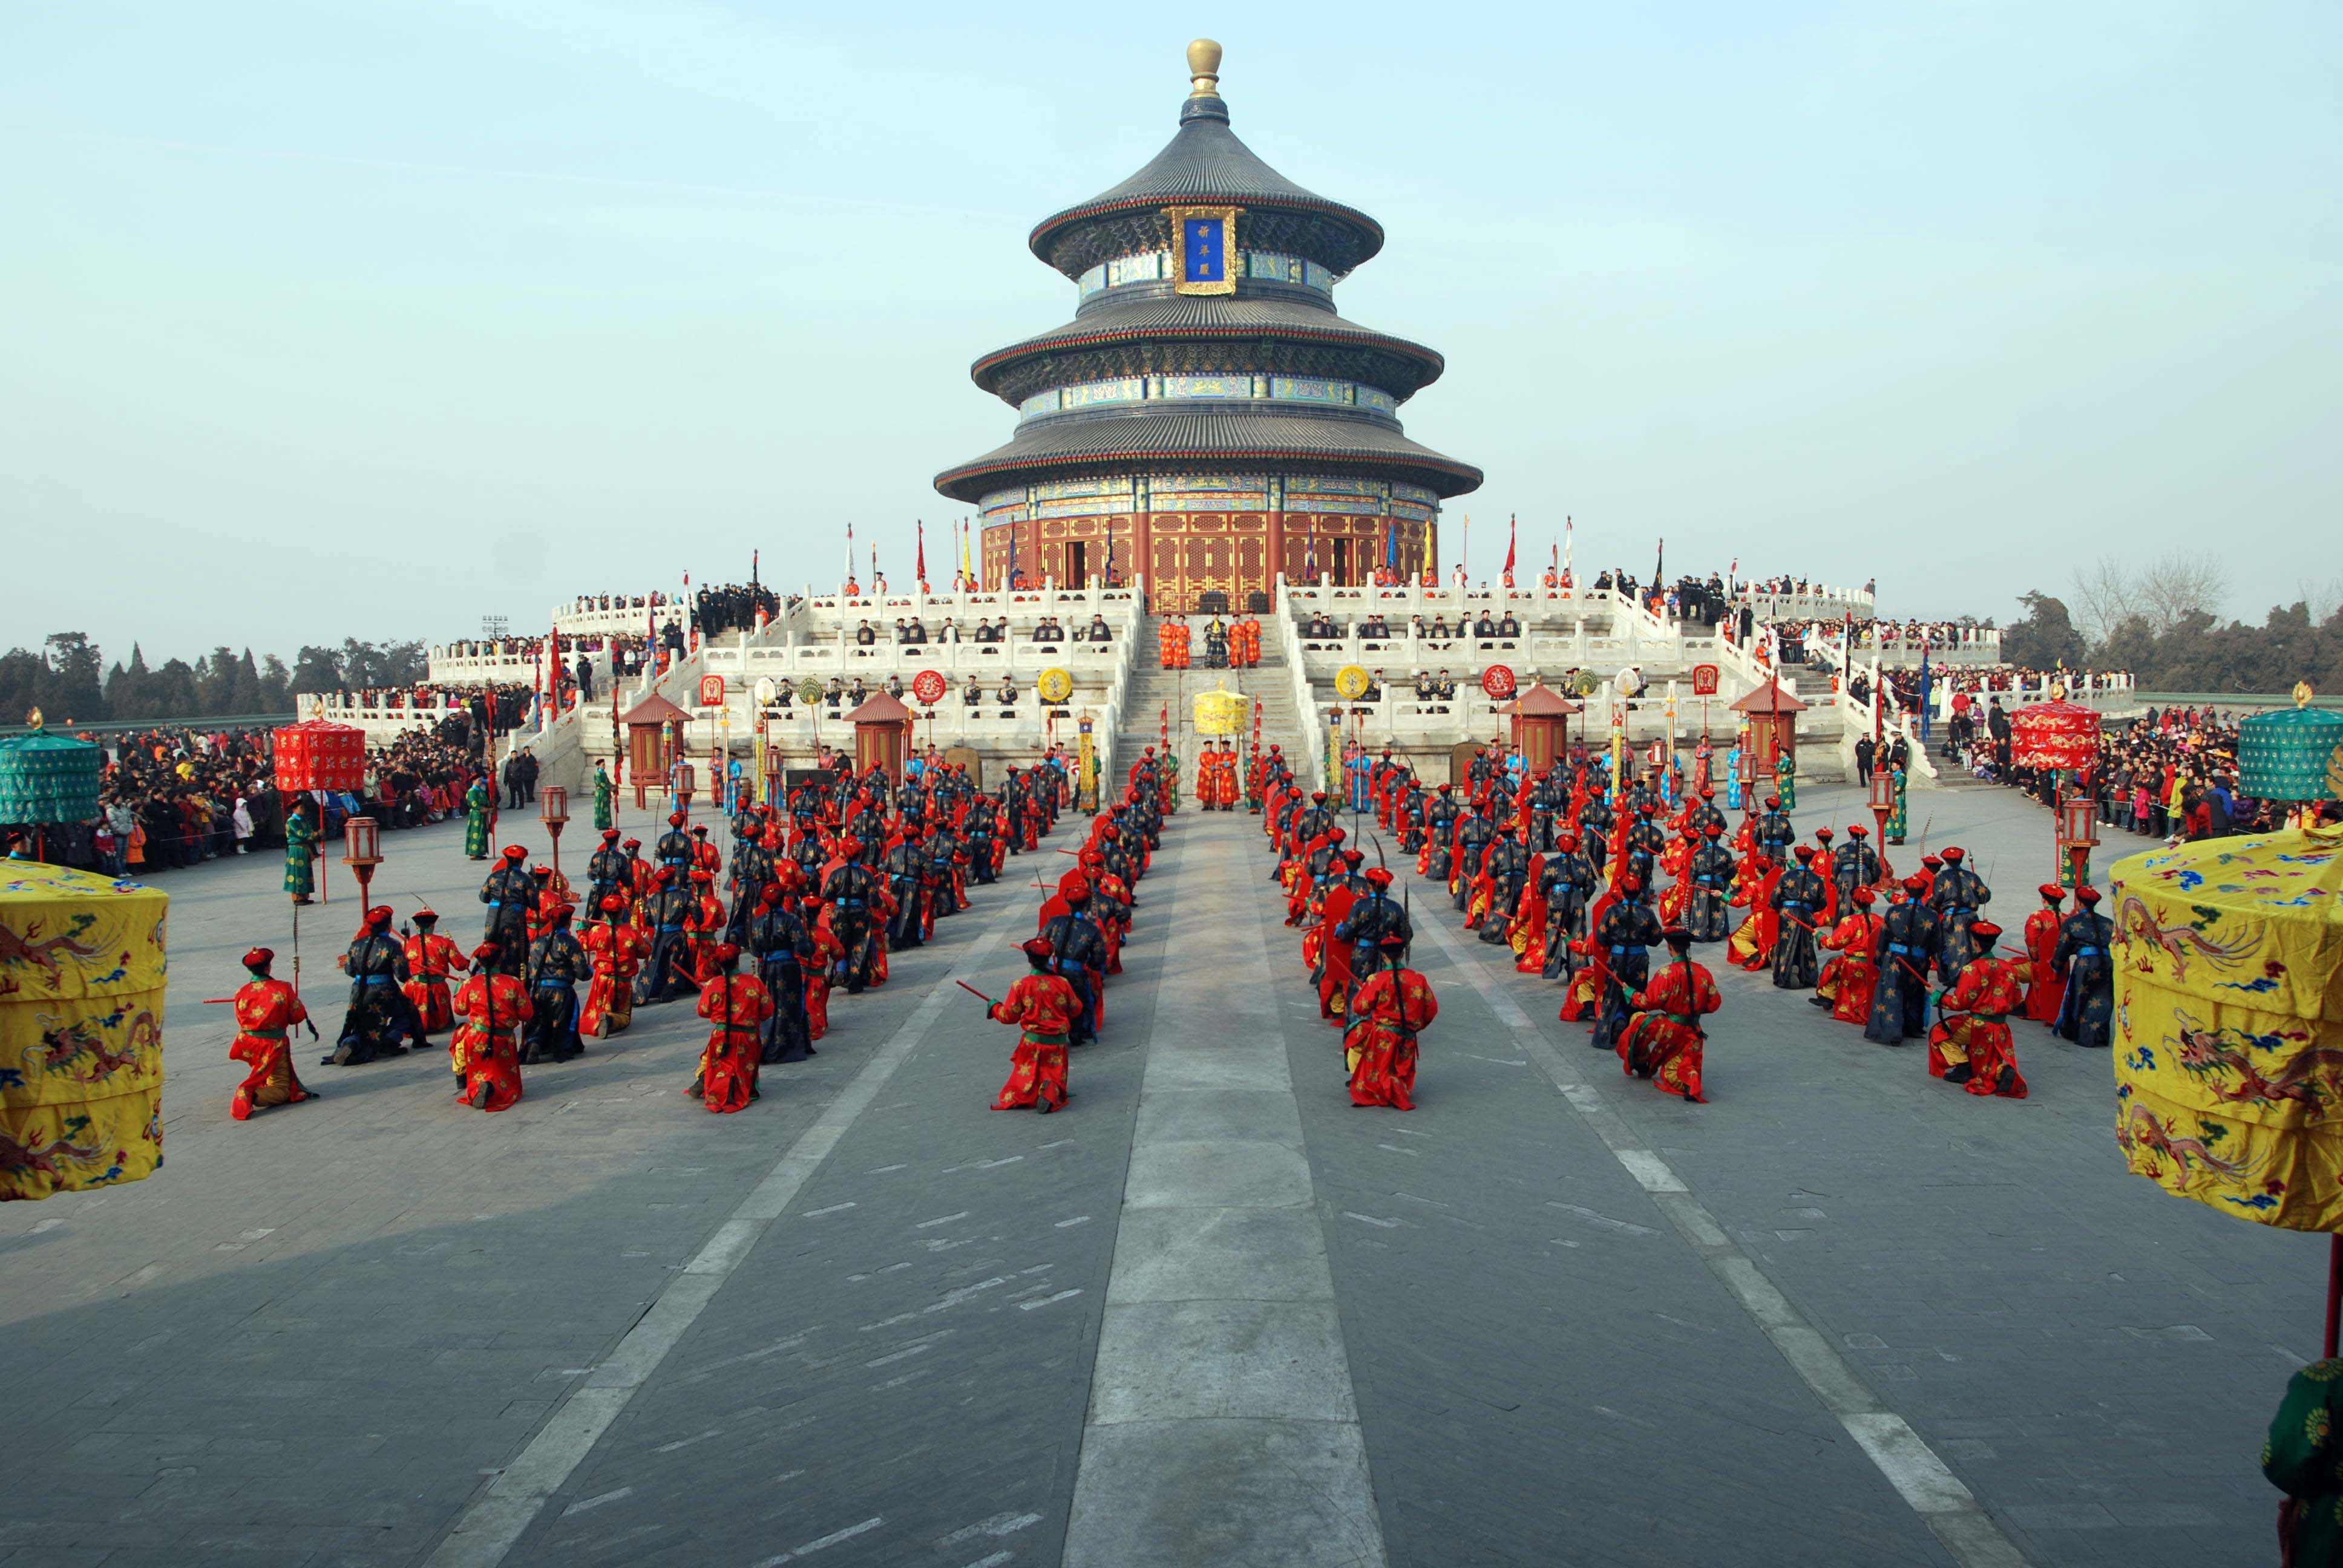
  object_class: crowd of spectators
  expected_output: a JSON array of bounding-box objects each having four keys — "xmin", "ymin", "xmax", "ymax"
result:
[
  {"xmin": 310, "ymin": 682, "xmax": 540, "ymax": 733},
  {"xmin": 565, "ymin": 592, "xmax": 675, "ymax": 614},
  {"xmin": 5, "ymin": 724, "xmax": 495, "ymax": 875},
  {"xmin": 1976, "ymin": 708, "xmax": 2336, "ymax": 840},
  {"xmin": 695, "ymin": 582, "xmax": 781, "ymax": 638}
]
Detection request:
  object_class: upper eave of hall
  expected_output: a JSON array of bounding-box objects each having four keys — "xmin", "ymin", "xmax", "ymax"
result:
[{"xmin": 1026, "ymin": 45, "xmax": 1384, "ymax": 281}]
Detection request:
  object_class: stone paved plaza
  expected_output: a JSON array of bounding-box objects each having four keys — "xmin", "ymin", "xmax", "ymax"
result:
[{"xmin": 0, "ymin": 774, "xmax": 2311, "ymax": 1567}]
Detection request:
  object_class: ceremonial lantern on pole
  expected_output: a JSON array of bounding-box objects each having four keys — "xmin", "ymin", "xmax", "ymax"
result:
[
  {"xmin": 2010, "ymin": 693, "xmax": 2102, "ymax": 887},
  {"xmin": 2109, "ymin": 822, "xmax": 2343, "ymax": 1352},
  {"xmin": 341, "ymin": 815, "xmax": 382, "ymax": 909},
  {"xmin": 1867, "ymin": 765, "xmax": 1898, "ymax": 887},
  {"xmin": 0, "ymin": 720, "xmax": 103, "ymax": 863},
  {"xmin": 1736, "ymin": 741, "xmax": 1761, "ymax": 825},
  {"xmin": 272, "ymin": 719, "xmax": 364, "ymax": 905},
  {"xmin": 0, "ymin": 863, "xmax": 169, "ymax": 1200},
  {"xmin": 540, "ymin": 785, "xmax": 569, "ymax": 884},
  {"xmin": 672, "ymin": 760, "xmax": 697, "ymax": 814}
]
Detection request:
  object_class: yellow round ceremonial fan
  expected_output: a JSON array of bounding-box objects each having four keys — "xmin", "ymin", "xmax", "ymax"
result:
[
  {"xmin": 1334, "ymin": 665, "xmax": 1371, "ymax": 701},
  {"xmin": 1037, "ymin": 667, "xmax": 1075, "ymax": 704}
]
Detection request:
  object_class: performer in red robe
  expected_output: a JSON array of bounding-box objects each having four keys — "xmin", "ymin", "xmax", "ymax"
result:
[
  {"xmin": 1616, "ymin": 927, "xmax": 1723, "ymax": 1102},
  {"xmin": 801, "ymin": 897, "xmax": 842, "ymax": 1041},
  {"xmin": 990, "ymin": 938, "xmax": 1081, "ymax": 1112},
  {"xmin": 1726, "ymin": 854, "xmax": 1782, "ymax": 970},
  {"xmin": 1509, "ymin": 852, "xmax": 1549, "ymax": 973},
  {"xmin": 1654, "ymin": 832, "xmax": 1696, "ymax": 926},
  {"xmin": 693, "ymin": 944, "xmax": 776, "ymax": 1113},
  {"xmin": 1346, "ymin": 931, "xmax": 1438, "ymax": 1109},
  {"xmin": 1208, "ymin": 740, "xmax": 1240, "ymax": 809},
  {"xmin": 449, "ymin": 942, "xmax": 529, "ymax": 1112},
  {"xmin": 1310, "ymin": 858, "xmax": 1366, "ymax": 1019},
  {"xmin": 228, "ymin": 947, "xmax": 317, "ymax": 1120},
  {"xmin": 400, "ymin": 910, "xmax": 468, "ymax": 1040},
  {"xmin": 2021, "ymin": 884, "xmax": 2067, "ymax": 1024},
  {"xmin": 1813, "ymin": 886, "xmax": 1881, "ymax": 1024},
  {"xmin": 580, "ymin": 895, "xmax": 650, "ymax": 1036},
  {"xmin": 684, "ymin": 869, "xmax": 727, "ymax": 984},
  {"xmin": 1928, "ymin": 921, "xmax": 2030, "ymax": 1099},
  {"xmin": 1558, "ymin": 938, "xmax": 1603, "ymax": 1022}
]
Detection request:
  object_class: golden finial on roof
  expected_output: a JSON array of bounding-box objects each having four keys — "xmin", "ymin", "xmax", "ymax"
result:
[
  {"xmin": 1187, "ymin": 38, "xmax": 1223, "ymax": 97},
  {"xmin": 2295, "ymin": 680, "xmax": 2315, "ymax": 708}
]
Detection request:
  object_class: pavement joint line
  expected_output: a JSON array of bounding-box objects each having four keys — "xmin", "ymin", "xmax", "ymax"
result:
[
  {"xmin": 420, "ymin": 877, "xmax": 1040, "ymax": 1568},
  {"xmin": 1063, "ymin": 815, "xmax": 1389, "ymax": 1568},
  {"xmin": 1416, "ymin": 913, "xmax": 2032, "ymax": 1568}
]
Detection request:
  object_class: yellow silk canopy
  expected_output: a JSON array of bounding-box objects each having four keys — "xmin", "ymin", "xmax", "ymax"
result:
[
  {"xmin": 2110, "ymin": 825, "xmax": 2343, "ymax": 1231},
  {"xmin": 0, "ymin": 863, "xmax": 169, "ymax": 1201}
]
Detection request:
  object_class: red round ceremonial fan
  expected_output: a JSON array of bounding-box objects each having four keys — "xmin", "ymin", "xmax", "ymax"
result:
[
  {"xmin": 1481, "ymin": 664, "xmax": 1518, "ymax": 700},
  {"xmin": 2010, "ymin": 698, "xmax": 2100, "ymax": 771},
  {"xmin": 272, "ymin": 719, "xmax": 365, "ymax": 792},
  {"xmin": 911, "ymin": 669, "xmax": 948, "ymax": 706}
]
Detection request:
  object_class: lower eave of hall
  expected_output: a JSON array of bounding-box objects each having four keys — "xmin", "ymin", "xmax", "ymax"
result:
[{"xmin": 932, "ymin": 407, "xmax": 1483, "ymax": 505}]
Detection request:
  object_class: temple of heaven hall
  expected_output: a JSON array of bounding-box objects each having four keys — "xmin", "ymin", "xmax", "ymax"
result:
[{"xmin": 936, "ymin": 39, "xmax": 1482, "ymax": 613}]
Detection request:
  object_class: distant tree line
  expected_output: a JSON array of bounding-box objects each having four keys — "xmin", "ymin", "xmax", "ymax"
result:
[
  {"xmin": 0, "ymin": 633, "xmax": 427, "ymax": 725},
  {"xmin": 1997, "ymin": 551, "xmax": 2343, "ymax": 694}
]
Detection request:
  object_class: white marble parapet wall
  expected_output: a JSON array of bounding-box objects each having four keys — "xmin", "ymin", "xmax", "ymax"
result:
[
  {"xmin": 795, "ymin": 581, "xmax": 1142, "ymax": 645},
  {"xmin": 551, "ymin": 596, "xmax": 685, "ymax": 637},
  {"xmin": 426, "ymin": 640, "xmax": 619, "ymax": 686}
]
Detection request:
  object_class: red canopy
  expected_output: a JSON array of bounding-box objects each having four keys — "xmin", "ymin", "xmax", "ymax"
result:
[
  {"xmin": 272, "ymin": 719, "xmax": 365, "ymax": 792},
  {"xmin": 2011, "ymin": 699, "xmax": 2102, "ymax": 770}
]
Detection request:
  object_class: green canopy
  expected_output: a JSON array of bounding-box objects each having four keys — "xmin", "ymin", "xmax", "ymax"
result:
[
  {"xmin": 2239, "ymin": 689, "xmax": 2343, "ymax": 803},
  {"xmin": 0, "ymin": 730, "xmax": 104, "ymax": 825}
]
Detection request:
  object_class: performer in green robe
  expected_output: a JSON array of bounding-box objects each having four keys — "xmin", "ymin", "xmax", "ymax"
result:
[
  {"xmin": 1885, "ymin": 765, "xmax": 1908, "ymax": 844},
  {"xmin": 592, "ymin": 762, "xmax": 615, "ymax": 831},
  {"xmin": 284, "ymin": 800, "xmax": 318, "ymax": 902},
  {"xmin": 464, "ymin": 781, "xmax": 493, "ymax": 860},
  {"xmin": 1773, "ymin": 751, "xmax": 1797, "ymax": 811},
  {"xmin": 2264, "ymin": 1356, "xmax": 2343, "ymax": 1564}
]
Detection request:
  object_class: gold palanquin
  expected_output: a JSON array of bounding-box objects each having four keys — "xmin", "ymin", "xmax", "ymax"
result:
[
  {"xmin": 2109, "ymin": 825, "xmax": 2343, "ymax": 1230},
  {"xmin": 1, "ymin": 863, "xmax": 169, "ymax": 1200}
]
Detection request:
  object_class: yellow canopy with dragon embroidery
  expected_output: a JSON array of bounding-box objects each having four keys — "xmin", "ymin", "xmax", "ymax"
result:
[
  {"xmin": 0, "ymin": 862, "xmax": 169, "ymax": 1201},
  {"xmin": 2109, "ymin": 825, "xmax": 2343, "ymax": 1231}
]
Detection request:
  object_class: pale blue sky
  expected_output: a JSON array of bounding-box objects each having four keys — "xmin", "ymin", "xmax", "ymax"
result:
[{"xmin": 4, "ymin": 2, "xmax": 2336, "ymax": 661}]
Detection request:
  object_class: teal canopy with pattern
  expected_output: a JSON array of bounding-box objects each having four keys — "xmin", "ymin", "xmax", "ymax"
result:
[
  {"xmin": 2239, "ymin": 701, "xmax": 2343, "ymax": 803},
  {"xmin": 0, "ymin": 730, "xmax": 103, "ymax": 825}
]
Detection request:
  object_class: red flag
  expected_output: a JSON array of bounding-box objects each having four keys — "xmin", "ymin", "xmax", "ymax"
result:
[
  {"xmin": 1502, "ymin": 514, "xmax": 1517, "ymax": 578},
  {"xmin": 916, "ymin": 520, "xmax": 927, "ymax": 586}
]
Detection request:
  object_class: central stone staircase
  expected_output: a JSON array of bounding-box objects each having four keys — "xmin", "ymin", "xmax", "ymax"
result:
[{"xmin": 1115, "ymin": 612, "xmax": 1309, "ymax": 789}]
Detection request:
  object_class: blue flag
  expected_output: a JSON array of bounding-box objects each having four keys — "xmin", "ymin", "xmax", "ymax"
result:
[{"xmin": 1917, "ymin": 644, "xmax": 1933, "ymax": 740}]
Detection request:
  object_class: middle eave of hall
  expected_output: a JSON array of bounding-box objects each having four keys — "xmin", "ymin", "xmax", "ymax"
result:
[{"xmin": 969, "ymin": 290, "xmax": 1447, "ymax": 408}]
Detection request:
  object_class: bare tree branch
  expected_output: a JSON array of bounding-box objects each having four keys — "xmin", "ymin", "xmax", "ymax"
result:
[
  {"xmin": 2135, "ymin": 550, "xmax": 2227, "ymax": 636},
  {"xmin": 2066, "ymin": 555, "xmax": 2138, "ymax": 647}
]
